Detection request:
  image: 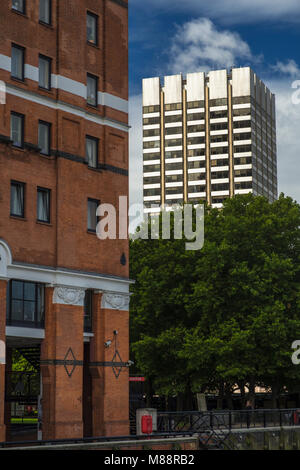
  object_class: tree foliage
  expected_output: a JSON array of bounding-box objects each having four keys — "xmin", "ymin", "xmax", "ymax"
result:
[{"xmin": 129, "ymin": 194, "xmax": 300, "ymax": 408}]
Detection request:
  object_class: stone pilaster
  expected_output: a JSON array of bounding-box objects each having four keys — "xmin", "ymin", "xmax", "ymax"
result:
[
  {"xmin": 40, "ymin": 285, "xmax": 85, "ymax": 440},
  {"xmin": 90, "ymin": 291, "xmax": 130, "ymax": 437}
]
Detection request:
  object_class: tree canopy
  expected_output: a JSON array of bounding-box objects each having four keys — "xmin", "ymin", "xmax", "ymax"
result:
[{"xmin": 129, "ymin": 194, "xmax": 300, "ymax": 409}]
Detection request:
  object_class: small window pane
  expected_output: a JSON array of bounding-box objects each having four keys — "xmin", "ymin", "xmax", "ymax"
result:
[
  {"xmin": 39, "ymin": 56, "xmax": 51, "ymax": 90},
  {"xmin": 24, "ymin": 283, "xmax": 35, "ymax": 301},
  {"xmin": 11, "ymin": 300, "xmax": 23, "ymax": 321},
  {"xmin": 11, "ymin": 114, "xmax": 23, "ymax": 147},
  {"xmin": 38, "ymin": 122, "xmax": 50, "ymax": 155},
  {"xmin": 37, "ymin": 188, "xmax": 50, "ymax": 223},
  {"xmin": 87, "ymin": 13, "xmax": 97, "ymax": 44},
  {"xmin": 11, "ymin": 46, "xmax": 24, "ymax": 80},
  {"xmin": 12, "ymin": 281, "xmax": 23, "ymax": 300},
  {"xmin": 86, "ymin": 137, "xmax": 97, "ymax": 168},
  {"xmin": 11, "ymin": 182, "xmax": 24, "ymax": 217},
  {"xmin": 37, "ymin": 285, "xmax": 45, "ymax": 323},
  {"xmin": 24, "ymin": 301, "xmax": 35, "ymax": 322},
  {"xmin": 88, "ymin": 199, "xmax": 98, "ymax": 232},
  {"xmin": 87, "ymin": 75, "xmax": 97, "ymax": 106},
  {"xmin": 39, "ymin": 0, "xmax": 51, "ymax": 24},
  {"xmin": 12, "ymin": 0, "xmax": 25, "ymax": 13}
]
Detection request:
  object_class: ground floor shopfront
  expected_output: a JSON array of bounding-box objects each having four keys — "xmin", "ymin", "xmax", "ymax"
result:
[{"xmin": 0, "ymin": 239, "xmax": 131, "ymax": 442}]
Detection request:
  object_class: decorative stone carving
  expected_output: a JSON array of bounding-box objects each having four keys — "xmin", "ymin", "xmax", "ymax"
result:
[
  {"xmin": 53, "ymin": 286, "xmax": 85, "ymax": 306},
  {"xmin": 101, "ymin": 292, "xmax": 130, "ymax": 311}
]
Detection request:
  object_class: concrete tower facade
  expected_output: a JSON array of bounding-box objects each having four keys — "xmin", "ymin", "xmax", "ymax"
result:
[{"xmin": 142, "ymin": 67, "xmax": 277, "ymax": 212}]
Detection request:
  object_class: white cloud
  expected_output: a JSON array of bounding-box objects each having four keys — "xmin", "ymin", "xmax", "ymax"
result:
[
  {"xmin": 168, "ymin": 18, "xmax": 257, "ymax": 74},
  {"xmin": 267, "ymin": 78, "xmax": 300, "ymax": 203},
  {"xmin": 272, "ymin": 60, "xmax": 300, "ymax": 77},
  {"xmin": 131, "ymin": 0, "xmax": 300, "ymax": 24}
]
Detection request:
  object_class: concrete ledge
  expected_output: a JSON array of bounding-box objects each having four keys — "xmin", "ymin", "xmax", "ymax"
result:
[{"xmin": 0, "ymin": 435, "xmax": 199, "ymax": 451}]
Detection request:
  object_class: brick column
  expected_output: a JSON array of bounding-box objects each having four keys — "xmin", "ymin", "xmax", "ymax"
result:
[
  {"xmin": 40, "ymin": 285, "xmax": 85, "ymax": 440},
  {"xmin": 90, "ymin": 291, "xmax": 130, "ymax": 437},
  {"xmin": 0, "ymin": 279, "xmax": 7, "ymax": 442}
]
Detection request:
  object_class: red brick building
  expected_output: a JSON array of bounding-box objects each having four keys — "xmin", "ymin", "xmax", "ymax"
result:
[{"xmin": 0, "ymin": 0, "xmax": 130, "ymax": 441}]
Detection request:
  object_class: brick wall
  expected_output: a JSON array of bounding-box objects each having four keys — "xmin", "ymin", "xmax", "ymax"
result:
[{"xmin": 0, "ymin": 0, "xmax": 129, "ymax": 278}]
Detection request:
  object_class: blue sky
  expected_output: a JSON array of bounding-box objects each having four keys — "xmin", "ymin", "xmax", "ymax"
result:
[{"xmin": 128, "ymin": 0, "xmax": 300, "ymax": 212}]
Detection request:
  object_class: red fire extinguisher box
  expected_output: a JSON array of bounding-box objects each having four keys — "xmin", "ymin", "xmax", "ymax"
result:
[
  {"xmin": 141, "ymin": 415, "xmax": 153, "ymax": 435},
  {"xmin": 136, "ymin": 408, "xmax": 157, "ymax": 436}
]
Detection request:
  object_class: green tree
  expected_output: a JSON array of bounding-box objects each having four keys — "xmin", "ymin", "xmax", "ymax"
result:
[{"xmin": 130, "ymin": 194, "xmax": 300, "ymax": 409}]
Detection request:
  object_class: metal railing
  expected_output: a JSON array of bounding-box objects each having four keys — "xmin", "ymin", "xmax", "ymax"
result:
[{"xmin": 157, "ymin": 409, "xmax": 300, "ymax": 433}]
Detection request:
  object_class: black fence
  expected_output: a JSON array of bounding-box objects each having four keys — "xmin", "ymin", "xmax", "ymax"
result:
[{"xmin": 157, "ymin": 409, "xmax": 300, "ymax": 433}]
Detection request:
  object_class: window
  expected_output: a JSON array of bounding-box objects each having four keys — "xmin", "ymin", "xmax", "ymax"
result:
[
  {"xmin": 210, "ymin": 98, "xmax": 228, "ymax": 107},
  {"xmin": 187, "ymin": 100, "xmax": 205, "ymax": 109},
  {"xmin": 10, "ymin": 112, "xmax": 24, "ymax": 148},
  {"xmin": 165, "ymin": 127, "xmax": 182, "ymax": 136},
  {"xmin": 188, "ymin": 172, "xmax": 206, "ymax": 182},
  {"xmin": 143, "ymin": 116, "xmax": 160, "ymax": 125},
  {"xmin": 12, "ymin": 0, "xmax": 25, "ymax": 14},
  {"xmin": 87, "ymin": 198, "xmax": 99, "ymax": 232},
  {"xmin": 210, "ymin": 110, "xmax": 228, "ymax": 119},
  {"xmin": 39, "ymin": 0, "xmax": 51, "ymax": 24},
  {"xmin": 211, "ymin": 171, "xmax": 229, "ymax": 180},
  {"xmin": 164, "ymin": 103, "xmax": 182, "ymax": 111},
  {"xmin": 86, "ymin": 136, "xmax": 98, "ymax": 168},
  {"xmin": 165, "ymin": 174, "xmax": 183, "ymax": 184},
  {"xmin": 10, "ymin": 181, "xmax": 25, "ymax": 218},
  {"xmin": 144, "ymin": 188, "xmax": 161, "ymax": 197},
  {"xmin": 143, "ymin": 141, "xmax": 160, "ymax": 149},
  {"xmin": 165, "ymin": 115, "xmax": 182, "ymax": 124},
  {"xmin": 232, "ymin": 96, "xmax": 251, "ymax": 105},
  {"xmin": 165, "ymin": 162, "xmax": 181, "ymax": 171},
  {"xmin": 165, "ymin": 186, "xmax": 184, "ymax": 196},
  {"xmin": 87, "ymin": 12, "xmax": 98, "ymax": 45},
  {"xmin": 37, "ymin": 187, "xmax": 50, "ymax": 223},
  {"xmin": 164, "ymin": 138, "xmax": 182, "ymax": 147},
  {"xmin": 144, "ymin": 175, "xmax": 161, "ymax": 185},
  {"xmin": 38, "ymin": 121, "xmax": 51, "ymax": 155},
  {"xmin": 143, "ymin": 128, "xmax": 161, "ymax": 137},
  {"xmin": 187, "ymin": 136, "xmax": 205, "ymax": 146},
  {"xmin": 39, "ymin": 55, "xmax": 51, "ymax": 90},
  {"xmin": 87, "ymin": 74, "xmax": 97, "ymax": 106},
  {"xmin": 143, "ymin": 105, "xmax": 160, "ymax": 114},
  {"xmin": 84, "ymin": 290, "xmax": 93, "ymax": 332},
  {"xmin": 187, "ymin": 112, "xmax": 205, "ymax": 121},
  {"xmin": 11, "ymin": 44, "xmax": 24, "ymax": 80},
  {"xmin": 8, "ymin": 280, "xmax": 45, "ymax": 328}
]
